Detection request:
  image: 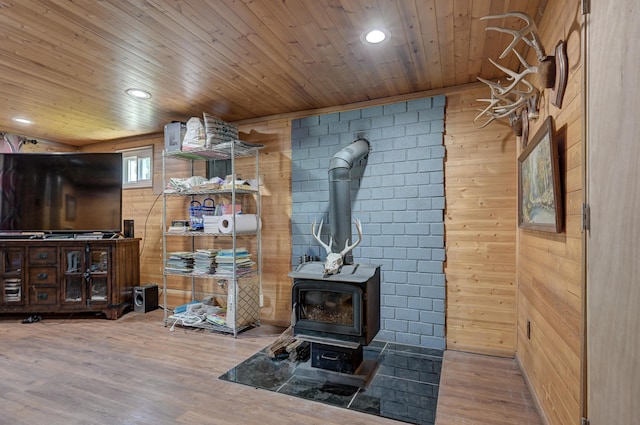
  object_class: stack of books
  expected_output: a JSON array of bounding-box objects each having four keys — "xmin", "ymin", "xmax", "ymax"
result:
[
  {"xmin": 165, "ymin": 251, "xmax": 194, "ymax": 274},
  {"xmin": 215, "ymin": 248, "xmax": 255, "ymax": 277},
  {"xmin": 193, "ymin": 249, "xmax": 218, "ymax": 275}
]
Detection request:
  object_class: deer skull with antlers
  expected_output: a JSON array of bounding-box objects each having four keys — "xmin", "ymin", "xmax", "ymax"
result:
[{"xmin": 311, "ymin": 219, "xmax": 362, "ymax": 275}]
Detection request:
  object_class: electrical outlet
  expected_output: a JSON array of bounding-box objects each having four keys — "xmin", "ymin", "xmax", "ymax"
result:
[{"xmin": 527, "ymin": 320, "xmax": 531, "ymax": 339}]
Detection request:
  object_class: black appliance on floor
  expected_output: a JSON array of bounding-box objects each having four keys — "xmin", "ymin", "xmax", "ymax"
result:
[
  {"xmin": 289, "ymin": 262, "xmax": 380, "ymax": 374},
  {"xmin": 134, "ymin": 284, "xmax": 158, "ymax": 313}
]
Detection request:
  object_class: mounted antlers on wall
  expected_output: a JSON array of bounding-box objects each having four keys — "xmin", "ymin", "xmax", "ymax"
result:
[
  {"xmin": 0, "ymin": 133, "xmax": 38, "ymax": 152},
  {"xmin": 474, "ymin": 12, "xmax": 568, "ymax": 141}
]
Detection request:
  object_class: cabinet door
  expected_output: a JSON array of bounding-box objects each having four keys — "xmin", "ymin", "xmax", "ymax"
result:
[
  {"xmin": 1, "ymin": 248, "xmax": 24, "ymax": 305},
  {"xmin": 87, "ymin": 247, "xmax": 110, "ymax": 302},
  {"xmin": 61, "ymin": 248, "xmax": 85, "ymax": 305}
]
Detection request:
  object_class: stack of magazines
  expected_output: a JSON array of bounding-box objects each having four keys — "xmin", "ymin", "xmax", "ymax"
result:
[
  {"xmin": 215, "ymin": 248, "xmax": 255, "ymax": 277},
  {"xmin": 193, "ymin": 249, "xmax": 218, "ymax": 275},
  {"xmin": 165, "ymin": 252, "xmax": 194, "ymax": 274}
]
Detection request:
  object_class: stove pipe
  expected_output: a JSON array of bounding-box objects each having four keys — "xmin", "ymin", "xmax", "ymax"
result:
[{"xmin": 328, "ymin": 138, "xmax": 370, "ymax": 265}]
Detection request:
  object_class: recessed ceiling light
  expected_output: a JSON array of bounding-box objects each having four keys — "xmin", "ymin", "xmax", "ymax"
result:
[
  {"xmin": 12, "ymin": 117, "xmax": 33, "ymax": 124},
  {"xmin": 125, "ymin": 88, "xmax": 152, "ymax": 99},
  {"xmin": 363, "ymin": 28, "xmax": 389, "ymax": 44}
]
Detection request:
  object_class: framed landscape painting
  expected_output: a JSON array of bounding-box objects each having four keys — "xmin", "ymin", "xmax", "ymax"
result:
[{"xmin": 518, "ymin": 116, "xmax": 563, "ymax": 233}]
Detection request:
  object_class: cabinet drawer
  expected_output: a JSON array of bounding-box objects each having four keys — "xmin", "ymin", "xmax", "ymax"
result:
[
  {"xmin": 29, "ymin": 267, "xmax": 57, "ymax": 285},
  {"xmin": 29, "ymin": 247, "xmax": 57, "ymax": 265},
  {"xmin": 29, "ymin": 286, "xmax": 57, "ymax": 305}
]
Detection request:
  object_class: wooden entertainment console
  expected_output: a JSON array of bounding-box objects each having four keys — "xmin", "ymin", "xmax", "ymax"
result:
[{"xmin": 0, "ymin": 238, "xmax": 140, "ymax": 319}]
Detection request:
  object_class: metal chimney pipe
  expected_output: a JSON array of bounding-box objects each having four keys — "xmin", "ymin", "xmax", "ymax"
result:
[{"xmin": 328, "ymin": 138, "xmax": 370, "ymax": 265}]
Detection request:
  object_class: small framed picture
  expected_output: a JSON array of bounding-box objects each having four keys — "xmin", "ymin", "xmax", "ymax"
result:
[{"xmin": 518, "ymin": 116, "xmax": 563, "ymax": 233}]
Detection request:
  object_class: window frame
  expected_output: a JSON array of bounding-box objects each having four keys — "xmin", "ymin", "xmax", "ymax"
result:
[{"xmin": 117, "ymin": 145, "xmax": 154, "ymax": 189}]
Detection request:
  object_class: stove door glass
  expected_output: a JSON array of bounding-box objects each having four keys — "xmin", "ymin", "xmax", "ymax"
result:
[{"xmin": 300, "ymin": 290, "xmax": 354, "ymax": 326}]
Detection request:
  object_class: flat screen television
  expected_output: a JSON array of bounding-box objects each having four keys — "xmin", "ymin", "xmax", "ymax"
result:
[{"xmin": 0, "ymin": 152, "xmax": 123, "ymax": 235}]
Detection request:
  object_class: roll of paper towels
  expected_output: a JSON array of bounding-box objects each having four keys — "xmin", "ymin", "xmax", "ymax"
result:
[{"xmin": 218, "ymin": 214, "xmax": 261, "ymax": 234}]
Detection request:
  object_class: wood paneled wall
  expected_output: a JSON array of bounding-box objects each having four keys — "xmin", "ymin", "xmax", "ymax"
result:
[
  {"xmin": 234, "ymin": 119, "xmax": 292, "ymax": 326},
  {"xmin": 444, "ymin": 89, "xmax": 518, "ymax": 357},
  {"xmin": 515, "ymin": 1, "xmax": 584, "ymax": 425},
  {"xmin": 21, "ymin": 139, "xmax": 77, "ymax": 153}
]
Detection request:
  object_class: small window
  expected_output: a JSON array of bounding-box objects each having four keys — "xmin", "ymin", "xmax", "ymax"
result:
[{"xmin": 118, "ymin": 146, "xmax": 153, "ymax": 189}]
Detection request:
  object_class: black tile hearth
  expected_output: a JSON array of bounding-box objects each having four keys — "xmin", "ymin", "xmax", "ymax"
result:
[{"xmin": 219, "ymin": 341, "xmax": 442, "ymax": 425}]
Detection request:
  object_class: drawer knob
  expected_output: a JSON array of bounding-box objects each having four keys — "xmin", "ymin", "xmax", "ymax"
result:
[
  {"xmin": 37, "ymin": 293, "xmax": 48, "ymax": 300},
  {"xmin": 37, "ymin": 253, "xmax": 49, "ymax": 260},
  {"xmin": 37, "ymin": 272, "xmax": 49, "ymax": 280}
]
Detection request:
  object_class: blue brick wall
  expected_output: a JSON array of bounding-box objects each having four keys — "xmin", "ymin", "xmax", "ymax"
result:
[{"xmin": 291, "ymin": 95, "xmax": 446, "ymax": 350}]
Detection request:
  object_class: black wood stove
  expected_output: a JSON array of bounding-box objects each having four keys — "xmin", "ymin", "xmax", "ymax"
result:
[
  {"xmin": 289, "ymin": 261, "xmax": 380, "ymax": 374},
  {"xmin": 289, "ymin": 138, "xmax": 380, "ymax": 377}
]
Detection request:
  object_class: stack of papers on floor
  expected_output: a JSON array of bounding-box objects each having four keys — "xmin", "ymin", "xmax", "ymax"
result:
[
  {"xmin": 165, "ymin": 251, "xmax": 194, "ymax": 274},
  {"xmin": 193, "ymin": 249, "xmax": 218, "ymax": 275},
  {"xmin": 168, "ymin": 305, "xmax": 225, "ymax": 328},
  {"xmin": 215, "ymin": 248, "xmax": 255, "ymax": 277},
  {"xmin": 205, "ymin": 309, "xmax": 228, "ymax": 326}
]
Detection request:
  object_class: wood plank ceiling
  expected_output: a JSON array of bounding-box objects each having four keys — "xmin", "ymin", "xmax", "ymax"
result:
[{"xmin": 0, "ymin": 0, "xmax": 543, "ymax": 146}]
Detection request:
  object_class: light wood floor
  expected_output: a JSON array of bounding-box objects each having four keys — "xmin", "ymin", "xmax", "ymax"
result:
[
  {"xmin": 0, "ymin": 310, "xmax": 541, "ymax": 425},
  {"xmin": 436, "ymin": 351, "xmax": 543, "ymax": 425}
]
